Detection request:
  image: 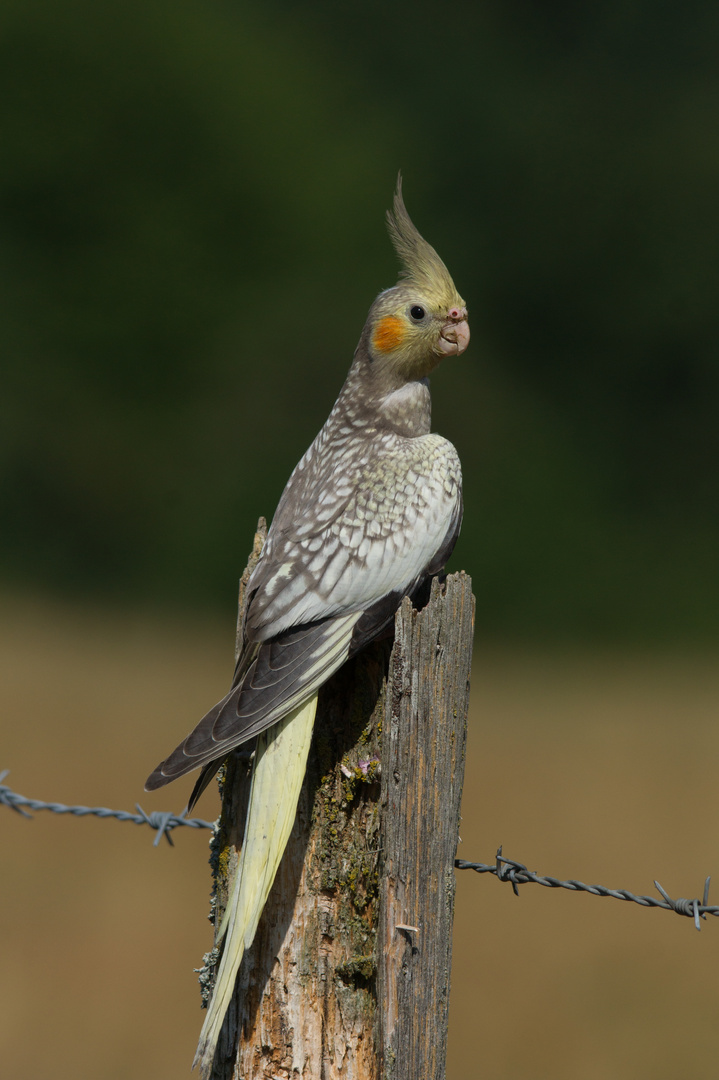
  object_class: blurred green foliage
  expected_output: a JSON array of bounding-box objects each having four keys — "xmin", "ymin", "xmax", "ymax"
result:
[{"xmin": 1, "ymin": 0, "xmax": 717, "ymax": 641}]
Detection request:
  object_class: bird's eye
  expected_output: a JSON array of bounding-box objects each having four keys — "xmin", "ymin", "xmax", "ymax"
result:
[{"xmin": 409, "ymin": 305, "xmax": 426, "ymax": 322}]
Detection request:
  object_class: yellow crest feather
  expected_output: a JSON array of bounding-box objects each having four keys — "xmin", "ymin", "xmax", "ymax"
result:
[{"xmin": 386, "ymin": 174, "xmax": 458, "ymax": 301}]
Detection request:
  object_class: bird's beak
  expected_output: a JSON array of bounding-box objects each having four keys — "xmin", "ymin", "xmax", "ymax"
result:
[{"xmin": 437, "ymin": 308, "xmax": 470, "ymax": 356}]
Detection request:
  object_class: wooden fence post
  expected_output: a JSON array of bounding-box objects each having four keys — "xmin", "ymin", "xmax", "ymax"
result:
[
  {"xmin": 202, "ymin": 523, "xmax": 474, "ymax": 1079},
  {"xmin": 377, "ymin": 575, "xmax": 474, "ymax": 1078}
]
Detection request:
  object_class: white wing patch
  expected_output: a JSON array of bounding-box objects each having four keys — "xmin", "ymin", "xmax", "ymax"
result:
[{"xmin": 248, "ymin": 431, "xmax": 461, "ymax": 641}]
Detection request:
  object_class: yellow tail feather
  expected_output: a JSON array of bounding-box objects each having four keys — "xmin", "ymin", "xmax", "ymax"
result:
[{"xmin": 194, "ymin": 693, "xmax": 318, "ymax": 1077}]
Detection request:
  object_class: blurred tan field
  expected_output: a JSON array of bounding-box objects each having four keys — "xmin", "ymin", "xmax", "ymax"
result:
[{"xmin": 2, "ymin": 593, "xmax": 719, "ymax": 1080}]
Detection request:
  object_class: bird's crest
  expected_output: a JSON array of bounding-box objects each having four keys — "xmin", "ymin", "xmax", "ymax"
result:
[{"xmin": 386, "ymin": 175, "xmax": 458, "ymax": 301}]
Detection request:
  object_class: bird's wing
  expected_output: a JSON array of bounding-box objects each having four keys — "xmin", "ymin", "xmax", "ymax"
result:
[
  {"xmin": 144, "ymin": 611, "xmax": 359, "ymax": 792},
  {"xmin": 246, "ymin": 431, "xmax": 462, "ymax": 639},
  {"xmin": 145, "ymin": 432, "xmax": 461, "ymax": 793}
]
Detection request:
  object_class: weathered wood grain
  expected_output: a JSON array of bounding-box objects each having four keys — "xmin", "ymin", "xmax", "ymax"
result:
[
  {"xmin": 203, "ymin": 524, "xmax": 473, "ymax": 1079},
  {"xmin": 377, "ymin": 573, "xmax": 474, "ymax": 1080}
]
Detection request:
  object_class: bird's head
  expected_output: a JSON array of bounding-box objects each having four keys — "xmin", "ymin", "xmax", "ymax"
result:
[{"xmin": 364, "ymin": 178, "xmax": 469, "ymax": 384}]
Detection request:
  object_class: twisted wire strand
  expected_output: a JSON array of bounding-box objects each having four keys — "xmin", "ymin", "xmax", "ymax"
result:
[
  {"xmin": 0, "ymin": 770, "xmax": 214, "ymax": 847},
  {"xmin": 455, "ymin": 847, "xmax": 716, "ymax": 930},
  {"xmin": 2, "ymin": 770, "xmax": 715, "ymax": 923}
]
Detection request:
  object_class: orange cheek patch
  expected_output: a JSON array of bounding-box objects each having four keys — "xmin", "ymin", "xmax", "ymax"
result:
[{"xmin": 373, "ymin": 316, "xmax": 405, "ymax": 353}]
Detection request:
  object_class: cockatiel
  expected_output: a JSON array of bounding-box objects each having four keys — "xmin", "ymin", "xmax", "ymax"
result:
[{"xmin": 145, "ymin": 178, "xmax": 469, "ymax": 1076}]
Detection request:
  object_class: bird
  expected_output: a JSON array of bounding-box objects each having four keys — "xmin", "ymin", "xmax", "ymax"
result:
[{"xmin": 144, "ymin": 177, "xmax": 469, "ymax": 1076}]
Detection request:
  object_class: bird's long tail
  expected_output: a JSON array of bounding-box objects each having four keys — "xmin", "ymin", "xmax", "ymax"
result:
[{"xmin": 194, "ymin": 693, "xmax": 318, "ymax": 1077}]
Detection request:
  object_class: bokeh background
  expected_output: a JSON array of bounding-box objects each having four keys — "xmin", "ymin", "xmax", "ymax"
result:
[{"xmin": 2, "ymin": 2, "xmax": 719, "ymax": 1077}]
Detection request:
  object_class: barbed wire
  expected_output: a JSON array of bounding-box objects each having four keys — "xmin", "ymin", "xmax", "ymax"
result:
[
  {"xmin": 0, "ymin": 770, "xmax": 214, "ymax": 847},
  {"xmin": 455, "ymin": 847, "xmax": 716, "ymax": 931},
  {"xmin": 2, "ymin": 771, "xmax": 715, "ymax": 926}
]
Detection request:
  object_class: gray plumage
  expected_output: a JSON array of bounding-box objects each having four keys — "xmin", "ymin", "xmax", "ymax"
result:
[{"xmin": 145, "ymin": 179, "xmax": 469, "ymax": 805}]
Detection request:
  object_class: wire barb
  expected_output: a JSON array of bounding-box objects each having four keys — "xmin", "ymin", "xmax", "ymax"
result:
[
  {"xmin": 3, "ymin": 770, "xmax": 717, "ymax": 927},
  {"xmin": 0, "ymin": 771, "xmax": 215, "ymax": 845},
  {"xmin": 455, "ymin": 847, "xmax": 719, "ymax": 928}
]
